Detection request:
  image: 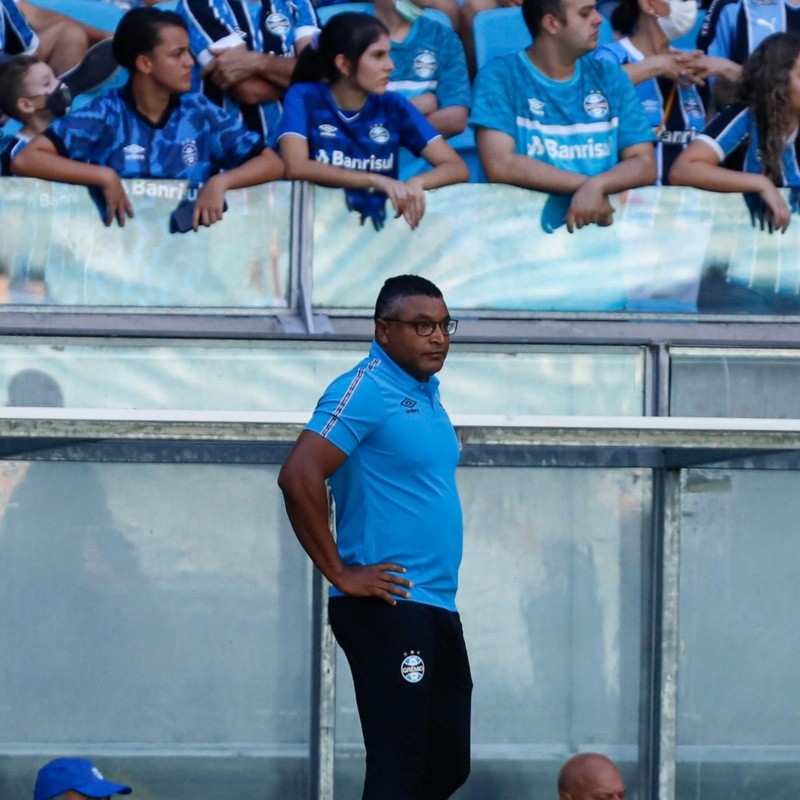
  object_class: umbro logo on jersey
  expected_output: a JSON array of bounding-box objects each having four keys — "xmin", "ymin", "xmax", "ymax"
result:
[
  {"xmin": 401, "ymin": 398, "xmax": 420, "ymax": 414},
  {"xmin": 319, "ymin": 123, "xmax": 338, "ymax": 138},
  {"xmin": 528, "ymin": 97, "xmax": 545, "ymax": 116},
  {"xmin": 123, "ymin": 143, "xmax": 145, "ymax": 161}
]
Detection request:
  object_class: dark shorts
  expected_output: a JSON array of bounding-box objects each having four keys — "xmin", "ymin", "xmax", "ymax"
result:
[{"xmin": 329, "ymin": 597, "xmax": 472, "ymax": 800}]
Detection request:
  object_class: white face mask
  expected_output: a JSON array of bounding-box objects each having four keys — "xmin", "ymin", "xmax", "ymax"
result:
[
  {"xmin": 394, "ymin": 0, "xmax": 424, "ymax": 22},
  {"xmin": 656, "ymin": 0, "xmax": 698, "ymax": 41}
]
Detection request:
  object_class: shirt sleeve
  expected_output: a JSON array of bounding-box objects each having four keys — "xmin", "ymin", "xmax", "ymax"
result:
[
  {"xmin": 305, "ymin": 371, "xmax": 385, "ymax": 456},
  {"xmin": 433, "ymin": 25, "xmax": 471, "ymax": 110},
  {"xmin": 177, "ymin": 0, "xmax": 245, "ymax": 68},
  {"xmin": 203, "ymin": 97, "xmax": 265, "ymax": 168},
  {"xmin": 469, "ymin": 55, "xmax": 517, "ymax": 137},
  {"xmin": 393, "ymin": 93, "xmax": 441, "ymax": 155},
  {"xmin": 44, "ymin": 96, "xmax": 116, "ymax": 163},
  {"xmin": 609, "ymin": 63, "xmax": 657, "ymax": 151},
  {"xmin": 276, "ymin": 83, "xmax": 311, "ymax": 142},
  {"xmin": 706, "ymin": 2, "xmax": 738, "ymax": 60},
  {"xmin": 694, "ymin": 103, "xmax": 749, "ymax": 162},
  {"xmin": 593, "ymin": 44, "xmax": 626, "ymax": 66},
  {"xmin": 291, "ymin": 0, "xmax": 319, "ymax": 43},
  {"xmin": 1, "ymin": 0, "xmax": 38, "ymax": 56}
]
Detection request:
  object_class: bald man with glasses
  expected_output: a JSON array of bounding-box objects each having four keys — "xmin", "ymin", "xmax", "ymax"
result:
[{"xmin": 279, "ymin": 273, "xmax": 471, "ymax": 800}]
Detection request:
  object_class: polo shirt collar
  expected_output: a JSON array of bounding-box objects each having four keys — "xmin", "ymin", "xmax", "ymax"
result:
[{"xmin": 369, "ymin": 340, "xmax": 441, "ymax": 393}]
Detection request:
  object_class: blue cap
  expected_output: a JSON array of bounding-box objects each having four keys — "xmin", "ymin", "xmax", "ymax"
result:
[{"xmin": 34, "ymin": 758, "xmax": 132, "ymax": 800}]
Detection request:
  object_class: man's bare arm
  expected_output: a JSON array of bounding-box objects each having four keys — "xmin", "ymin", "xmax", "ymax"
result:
[
  {"xmin": 476, "ymin": 127, "xmax": 586, "ymax": 193},
  {"xmin": 278, "ymin": 431, "xmax": 413, "ymax": 604}
]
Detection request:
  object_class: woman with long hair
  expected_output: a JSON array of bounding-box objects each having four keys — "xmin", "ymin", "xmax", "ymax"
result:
[
  {"xmin": 277, "ymin": 12, "xmax": 468, "ymax": 231},
  {"xmin": 595, "ymin": 0, "xmax": 738, "ymax": 184},
  {"xmin": 13, "ymin": 6, "xmax": 283, "ymax": 228},
  {"xmin": 669, "ymin": 32, "xmax": 800, "ymax": 231}
]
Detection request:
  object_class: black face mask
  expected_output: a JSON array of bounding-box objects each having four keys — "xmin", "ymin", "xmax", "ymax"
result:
[{"xmin": 44, "ymin": 83, "xmax": 72, "ymax": 117}]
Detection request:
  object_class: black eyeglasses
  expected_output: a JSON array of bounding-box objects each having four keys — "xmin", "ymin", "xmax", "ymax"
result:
[{"xmin": 381, "ymin": 318, "xmax": 458, "ymax": 337}]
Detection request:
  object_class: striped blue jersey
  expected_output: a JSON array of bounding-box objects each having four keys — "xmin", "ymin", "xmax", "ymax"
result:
[
  {"xmin": 44, "ymin": 85, "xmax": 264, "ymax": 183},
  {"xmin": 704, "ymin": 0, "xmax": 800, "ymax": 63},
  {"xmin": 594, "ymin": 38, "xmax": 705, "ymax": 185},
  {"xmin": 305, "ymin": 340, "xmax": 463, "ymax": 612},
  {"xmin": 696, "ymin": 102, "xmax": 800, "ymax": 186},
  {"xmin": 387, "ymin": 16, "xmax": 470, "ymax": 112},
  {"xmin": 278, "ymin": 82, "xmax": 440, "ymax": 179},
  {"xmin": 0, "ymin": 133, "xmax": 28, "ymax": 176},
  {"xmin": 1, "ymin": 0, "xmax": 37, "ymax": 56},
  {"xmin": 177, "ymin": 0, "xmax": 319, "ymax": 143},
  {"xmin": 470, "ymin": 49, "xmax": 655, "ymax": 177}
]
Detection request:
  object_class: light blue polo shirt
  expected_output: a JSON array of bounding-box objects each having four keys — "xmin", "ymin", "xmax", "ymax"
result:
[{"xmin": 305, "ymin": 340, "xmax": 463, "ymax": 611}]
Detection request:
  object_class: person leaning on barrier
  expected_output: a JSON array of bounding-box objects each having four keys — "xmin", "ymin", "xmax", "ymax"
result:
[
  {"xmin": 277, "ymin": 13, "xmax": 468, "ymax": 231},
  {"xmin": 669, "ymin": 31, "xmax": 800, "ymax": 233},
  {"xmin": 558, "ymin": 753, "xmax": 626, "ymax": 800},
  {"xmin": 469, "ymin": 0, "xmax": 656, "ymax": 232},
  {"xmin": 278, "ymin": 274, "xmax": 472, "ymax": 800},
  {"xmin": 11, "ymin": 7, "xmax": 283, "ymax": 229},
  {"xmin": 34, "ymin": 758, "xmax": 132, "ymax": 800}
]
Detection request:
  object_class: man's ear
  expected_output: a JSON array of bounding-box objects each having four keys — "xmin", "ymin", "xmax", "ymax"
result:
[
  {"xmin": 375, "ymin": 319, "xmax": 389, "ymax": 346},
  {"xmin": 541, "ymin": 11, "xmax": 564, "ymax": 35}
]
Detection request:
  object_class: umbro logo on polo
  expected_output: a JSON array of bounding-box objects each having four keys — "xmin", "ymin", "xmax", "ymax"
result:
[{"xmin": 401, "ymin": 398, "xmax": 420, "ymax": 414}]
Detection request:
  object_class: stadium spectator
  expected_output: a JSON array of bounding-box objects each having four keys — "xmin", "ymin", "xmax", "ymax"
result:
[
  {"xmin": 373, "ymin": 0, "xmax": 470, "ymax": 138},
  {"xmin": 557, "ymin": 753, "xmax": 626, "ymax": 800},
  {"xmin": 595, "ymin": 0, "xmax": 738, "ymax": 183},
  {"xmin": 670, "ymin": 32, "xmax": 800, "ymax": 232},
  {"xmin": 34, "ymin": 757, "xmax": 132, "ymax": 800},
  {"xmin": 698, "ymin": 0, "xmax": 800, "ymax": 102},
  {"xmin": 176, "ymin": 0, "xmax": 319, "ymax": 144},
  {"xmin": 470, "ymin": 0, "xmax": 656, "ymax": 231},
  {"xmin": 0, "ymin": 55, "xmax": 68, "ymax": 174},
  {"xmin": 277, "ymin": 12, "xmax": 468, "ymax": 231},
  {"xmin": 12, "ymin": 7, "xmax": 284, "ymax": 228}
]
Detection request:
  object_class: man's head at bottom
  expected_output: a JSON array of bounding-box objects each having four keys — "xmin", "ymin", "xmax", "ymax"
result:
[
  {"xmin": 558, "ymin": 752, "xmax": 626, "ymax": 800},
  {"xmin": 34, "ymin": 758, "xmax": 132, "ymax": 800}
]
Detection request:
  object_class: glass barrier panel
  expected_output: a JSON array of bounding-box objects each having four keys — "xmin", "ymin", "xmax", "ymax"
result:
[
  {"xmin": 0, "ymin": 178, "xmax": 291, "ymax": 308},
  {"xmin": 335, "ymin": 466, "xmax": 648, "ymax": 799},
  {"xmin": 312, "ymin": 185, "xmax": 800, "ymax": 316},
  {"xmin": 671, "ymin": 348, "xmax": 800, "ymax": 419},
  {"xmin": 0, "ymin": 454, "xmax": 310, "ymax": 800},
  {"xmin": 0, "ymin": 340, "xmax": 645, "ymax": 416},
  {"xmin": 677, "ymin": 469, "xmax": 800, "ymax": 800}
]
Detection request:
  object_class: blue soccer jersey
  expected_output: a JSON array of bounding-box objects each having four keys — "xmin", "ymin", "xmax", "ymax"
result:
[
  {"xmin": 0, "ymin": 133, "xmax": 29, "ymax": 176},
  {"xmin": 306, "ymin": 340, "xmax": 463, "ymax": 612},
  {"xmin": 387, "ymin": 16, "xmax": 470, "ymax": 112},
  {"xmin": 704, "ymin": 0, "xmax": 800, "ymax": 63},
  {"xmin": 595, "ymin": 38, "xmax": 705, "ymax": 184},
  {"xmin": 1, "ymin": 0, "xmax": 37, "ymax": 56},
  {"xmin": 43, "ymin": 85, "xmax": 264, "ymax": 183},
  {"xmin": 696, "ymin": 103, "xmax": 800, "ymax": 187},
  {"xmin": 177, "ymin": 0, "xmax": 319, "ymax": 143},
  {"xmin": 470, "ymin": 50, "xmax": 655, "ymax": 177},
  {"xmin": 278, "ymin": 82, "xmax": 440, "ymax": 179}
]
